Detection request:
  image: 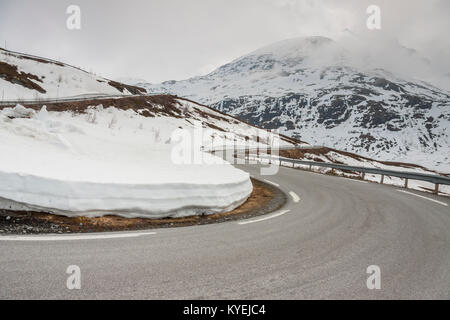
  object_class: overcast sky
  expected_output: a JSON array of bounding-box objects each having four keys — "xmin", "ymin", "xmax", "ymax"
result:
[{"xmin": 0, "ymin": 0, "xmax": 449, "ymax": 84}]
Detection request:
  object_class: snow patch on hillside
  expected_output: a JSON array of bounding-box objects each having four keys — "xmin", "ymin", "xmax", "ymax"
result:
[{"xmin": 0, "ymin": 48, "xmax": 137, "ymax": 100}]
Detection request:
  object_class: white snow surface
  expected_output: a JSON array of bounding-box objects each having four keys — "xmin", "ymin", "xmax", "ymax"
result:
[
  {"xmin": 0, "ymin": 103, "xmax": 259, "ymax": 218},
  {"xmin": 0, "ymin": 48, "xmax": 132, "ymax": 100}
]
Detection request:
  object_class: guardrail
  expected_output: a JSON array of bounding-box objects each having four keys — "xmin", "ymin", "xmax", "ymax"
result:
[
  {"xmin": 0, "ymin": 93, "xmax": 153, "ymax": 107},
  {"xmin": 1, "ymin": 47, "xmax": 92, "ymax": 74},
  {"xmin": 205, "ymin": 145, "xmax": 324, "ymax": 153},
  {"xmin": 213, "ymin": 148, "xmax": 450, "ymax": 194}
]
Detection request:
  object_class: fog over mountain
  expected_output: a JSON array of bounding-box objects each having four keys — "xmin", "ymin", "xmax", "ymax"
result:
[{"xmin": 1, "ymin": 0, "xmax": 449, "ymax": 85}]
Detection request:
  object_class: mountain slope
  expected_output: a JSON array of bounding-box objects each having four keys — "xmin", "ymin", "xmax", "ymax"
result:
[
  {"xmin": 0, "ymin": 48, "xmax": 146, "ymax": 100},
  {"xmin": 141, "ymin": 36, "xmax": 450, "ymax": 172}
]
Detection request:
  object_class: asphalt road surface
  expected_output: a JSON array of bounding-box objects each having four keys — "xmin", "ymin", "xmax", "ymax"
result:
[{"xmin": 1, "ymin": 165, "xmax": 449, "ymax": 299}]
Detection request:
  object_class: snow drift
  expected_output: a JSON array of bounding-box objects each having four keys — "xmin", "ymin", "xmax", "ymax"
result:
[{"xmin": 0, "ymin": 102, "xmax": 263, "ymax": 218}]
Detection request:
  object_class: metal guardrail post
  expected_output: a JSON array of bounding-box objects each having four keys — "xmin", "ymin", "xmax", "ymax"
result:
[
  {"xmin": 222, "ymin": 134, "xmax": 227, "ymax": 160},
  {"xmin": 256, "ymin": 136, "xmax": 259, "ymax": 157},
  {"xmin": 404, "ymin": 178, "xmax": 409, "ymax": 188},
  {"xmin": 434, "ymin": 184, "xmax": 439, "ymax": 194},
  {"xmin": 245, "ymin": 145, "xmax": 249, "ymax": 164},
  {"xmin": 380, "ymin": 174, "xmax": 384, "ymax": 184}
]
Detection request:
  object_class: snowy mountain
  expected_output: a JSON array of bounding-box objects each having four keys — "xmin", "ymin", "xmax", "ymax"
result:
[
  {"xmin": 141, "ymin": 36, "xmax": 450, "ymax": 172},
  {"xmin": 0, "ymin": 47, "xmax": 146, "ymax": 100}
]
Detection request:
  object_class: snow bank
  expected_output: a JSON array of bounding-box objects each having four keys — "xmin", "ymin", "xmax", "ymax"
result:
[{"xmin": 0, "ymin": 105, "xmax": 253, "ymax": 218}]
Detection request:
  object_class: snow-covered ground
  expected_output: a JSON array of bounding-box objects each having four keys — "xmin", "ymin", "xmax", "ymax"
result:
[
  {"xmin": 0, "ymin": 48, "xmax": 143, "ymax": 100},
  {"xmin": 0, "ymin": 103, "xmax": 286, "ymax": 218}
]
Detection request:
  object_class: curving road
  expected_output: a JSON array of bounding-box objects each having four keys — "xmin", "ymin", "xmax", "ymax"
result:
[{"xmin": 0, "ymin": 165, "xmax": 449, "ymax": 299}]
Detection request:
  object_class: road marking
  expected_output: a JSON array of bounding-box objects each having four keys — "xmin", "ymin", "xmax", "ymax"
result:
[
  {"xmin": 396, "ymin": 190, "xmax": 448, "ymax": 207},
  {"xmin": 238, "ymin": 210, "xmax": 290, "ymax": 225},
  {"xmin": 0, "ymin": 231, "xmax": 156, "ymax": 241},
  {"xmin": 289, "ymin": 191, "xmax": 300, "ymax": 203},
  {"xmin": 344, "ymin": 178, "xmax": 368, "ymax": 184},
  {"xmin": 263, "ymin": 179, "xmax": 280, "ymax": 187}
]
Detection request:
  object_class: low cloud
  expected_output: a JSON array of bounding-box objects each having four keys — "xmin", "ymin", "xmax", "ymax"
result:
[{"xmin": 0, "ymin": 0, "xmax": 448, "ymax": 87}]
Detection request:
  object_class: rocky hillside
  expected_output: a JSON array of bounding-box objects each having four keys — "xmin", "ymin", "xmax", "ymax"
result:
[
  {"xmin": 0, "ymin": 47, "xmax": 146, "ymax": 100},
  {"xmin": 141, "ymin": 36, "xmax": 450, "ymax": 172}
]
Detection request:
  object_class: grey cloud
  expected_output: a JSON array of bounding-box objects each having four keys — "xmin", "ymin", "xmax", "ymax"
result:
[{"xmin": 0, "ymin": 0, "xmax": 448, "ymax": 87}]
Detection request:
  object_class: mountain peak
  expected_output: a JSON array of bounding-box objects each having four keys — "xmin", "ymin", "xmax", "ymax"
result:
[{"xmin": 247, "ymin": 36, "xmax": 335, "ymax": 59}]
